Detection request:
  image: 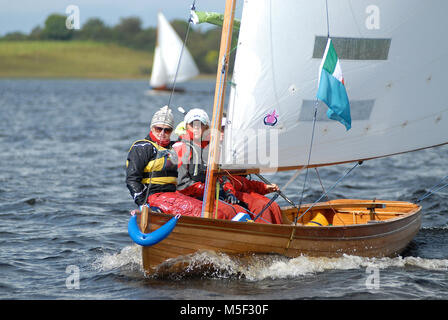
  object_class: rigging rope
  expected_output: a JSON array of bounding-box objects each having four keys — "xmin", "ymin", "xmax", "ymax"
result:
[
  {"xmin": 325, "ymin": 0, "xmax": 331, "ymax": 38},
  {"xmin": 416, "ymin": 174, "xmax": 448, "ymax": 203},
  {"xmin": 143, "ymin": 1, "xmax": 196, "ymax": 208},
  {"xmin": 294, "ymin": 161, "xmax": 362, "ymax": 224},
  {"xmin": 285, "ymin": 161, "xmax": 361, "ymax": 250},
  {"xmin": 167, "ymin": 0, "xmax": 197, "ymax": 107},
  {"xmin": 293, "ymin": 100, "xmax": 319, "ymax": 223},
  {"xmin": 315, "ymin": 168, "xmax": 346, "ymax": 226}
]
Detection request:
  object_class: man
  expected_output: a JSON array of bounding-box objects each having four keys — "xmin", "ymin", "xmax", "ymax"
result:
[
  {"xmin": 175, "ymin": 108, "xmax": 210, "ymax": 193},
  {"xmin": 126, "ymin": 105, "xmax": 178, "ymax": 207},
  {"xmin": 173, "ymin": 108, "xmax": 246, "ymax": 219}
]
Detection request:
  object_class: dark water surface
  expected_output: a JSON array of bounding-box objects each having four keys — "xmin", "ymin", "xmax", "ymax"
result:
[{"xmin": 1, "ymin": 79, "xmax": 447, "ymax": 301}]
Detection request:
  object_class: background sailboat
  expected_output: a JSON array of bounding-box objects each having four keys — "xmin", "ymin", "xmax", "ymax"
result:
[{"xmin": 148, "ymin": 12, "xmax": 199, "ymax": 94}]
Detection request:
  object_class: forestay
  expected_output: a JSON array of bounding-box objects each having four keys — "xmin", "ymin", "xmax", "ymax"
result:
[
  {"xmin": 150, "ymin": 12, "xmax": 199, "ymax": 88},
  {"xmin": 222, "ymin": 0, "xmax": 448, "ymax": 171}
]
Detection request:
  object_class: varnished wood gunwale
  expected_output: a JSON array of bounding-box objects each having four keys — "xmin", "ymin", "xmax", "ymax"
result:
[{"xmin": 141, "ymin": 199, "xmax": 421, "ymax": 273}]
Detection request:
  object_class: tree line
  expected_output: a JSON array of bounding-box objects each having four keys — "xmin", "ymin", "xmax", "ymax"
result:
[{"xmin": 0, "ymin": 13, "xmax": 236, "ymax": 74}]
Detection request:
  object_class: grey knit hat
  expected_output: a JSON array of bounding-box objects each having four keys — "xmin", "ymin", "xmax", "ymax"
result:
[{"xmin": 150, "ymin": 105, "xmax": 174, "ymax": 129}]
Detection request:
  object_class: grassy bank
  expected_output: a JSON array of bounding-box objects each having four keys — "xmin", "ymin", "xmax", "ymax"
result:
[{"xmin": 0, "ymin": 41, "xmax": 155, "ymax": 79}]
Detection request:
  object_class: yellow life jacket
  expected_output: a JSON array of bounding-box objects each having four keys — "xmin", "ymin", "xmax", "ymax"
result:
[{"xmin": 127, "ymin": 139, "xmax": 177, "ymax": 185}]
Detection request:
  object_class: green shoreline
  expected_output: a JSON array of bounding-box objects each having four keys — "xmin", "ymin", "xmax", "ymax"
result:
[{"xmin": 0, "ymin": 40, "xmax": 215, "ymax": 79}]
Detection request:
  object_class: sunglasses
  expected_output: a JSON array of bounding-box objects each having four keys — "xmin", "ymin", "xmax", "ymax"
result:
[{"xmin": 153, "ymin": 126, "xmax": 173, "ymax": 134}]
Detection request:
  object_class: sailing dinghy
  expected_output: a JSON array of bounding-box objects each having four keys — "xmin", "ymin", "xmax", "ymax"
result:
[
  {"xmin": 147, "ymin": 12, "xmax": 199, "ymax": 94},
  {"xmin": 132, "ymin": 0, "xmax": 448, "ymax": 274}
]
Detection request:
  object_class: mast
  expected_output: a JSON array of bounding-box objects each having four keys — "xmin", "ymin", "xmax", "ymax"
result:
[{"xmin": 203, "ymin": 0, "xmax": 236, "ymax": 218}]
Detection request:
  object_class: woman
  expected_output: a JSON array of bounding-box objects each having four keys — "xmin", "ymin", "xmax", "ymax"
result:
[{"xmin": 173, "ymin": 108, "xmax": 247, "ymax": 220}]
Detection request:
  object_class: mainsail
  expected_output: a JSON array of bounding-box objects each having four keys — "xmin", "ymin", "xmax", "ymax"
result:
[
  {"xmin": 222, "ymin": 0, "xmax": 448, "ymax": 171},
  {"xmin": 150, "ymin": 12, "xmax": 199, "ymax": 88}
]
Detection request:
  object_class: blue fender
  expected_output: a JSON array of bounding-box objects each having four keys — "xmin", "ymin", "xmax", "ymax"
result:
[{"xmin": 128, "ymin": 214, "xmax": 180, "ymax": 246}]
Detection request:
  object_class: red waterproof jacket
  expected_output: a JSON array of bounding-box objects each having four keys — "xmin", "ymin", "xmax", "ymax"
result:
[{"xmin": 220, "ymin": 175, "xmax": 269, "ymax": 198}]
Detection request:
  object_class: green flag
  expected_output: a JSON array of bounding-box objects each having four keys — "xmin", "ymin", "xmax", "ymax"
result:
[{"xmin": 190, "ymin": 11, "xmax": 240, "ymax": 31}]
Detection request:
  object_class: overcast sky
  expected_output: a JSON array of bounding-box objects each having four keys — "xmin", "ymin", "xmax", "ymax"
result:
[{"xmin": 0, "ymin": 0, "xmax": 244, "ymax": 36}]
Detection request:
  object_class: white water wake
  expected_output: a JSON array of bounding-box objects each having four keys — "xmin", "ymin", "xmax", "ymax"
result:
[
  {"xmin": 92, "ymin": 246, "xmax": 448, "ymax": 280},
  {"xmin": 92, "ymin": 245, "xmax": 142, "ymax": 272}
]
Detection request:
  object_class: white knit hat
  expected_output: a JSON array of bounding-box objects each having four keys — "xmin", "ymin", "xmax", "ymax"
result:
[
  {"xmin": 184, "ymin": 108, "xmax": 210, "ymax": 125},
  {"xmin": 150, "ymin": 105, "xmax": 174, "ymax": 129}
]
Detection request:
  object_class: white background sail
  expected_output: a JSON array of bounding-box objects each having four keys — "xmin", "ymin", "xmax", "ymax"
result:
[
  {"xmin": 150, "ymin": 12, "xmax": 199, "ymax": 88},
  {"xmin": 222, "ymin": 0, "xmax": 448, "ymax": 170}
]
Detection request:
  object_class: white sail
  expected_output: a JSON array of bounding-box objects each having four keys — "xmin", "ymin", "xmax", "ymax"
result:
[
  {"xmin": 149, "ymin": 12, "xmax": 199, "ymax": 88},
  {"xmin": 222, "ymin": 0, "xmax": 448, "ymax": 171}
]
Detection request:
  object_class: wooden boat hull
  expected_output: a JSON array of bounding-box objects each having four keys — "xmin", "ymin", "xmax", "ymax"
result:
[{"xmin": 140, "ymin": 199, "xmax": 421, "ymax": 273}]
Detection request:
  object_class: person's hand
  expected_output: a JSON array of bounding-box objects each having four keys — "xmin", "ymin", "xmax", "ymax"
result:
[
  {"xmin": 265, "ymin": 184, "xmax": 279, "ymax": 193},
  {"xmin": 225, "ymin": 192, "xmax": 239, "ymax": 204},
  {"xmin": 135, "ymin": 193, "xmax": 147, "ymax": 206}
]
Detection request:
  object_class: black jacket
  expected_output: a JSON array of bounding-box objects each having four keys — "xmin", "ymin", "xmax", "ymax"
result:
[
  {"xmin": 176, "ymin": 139, "xmax": 209, "ymax": 191},
  {"xmin": 126, "ymin": 135, "xmax": 177, "ymax": 205}
]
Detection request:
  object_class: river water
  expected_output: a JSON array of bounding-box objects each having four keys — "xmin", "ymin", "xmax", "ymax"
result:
[{"xmin": 1, "ymin": 79, "xmax": 447, "ymax": 304}]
